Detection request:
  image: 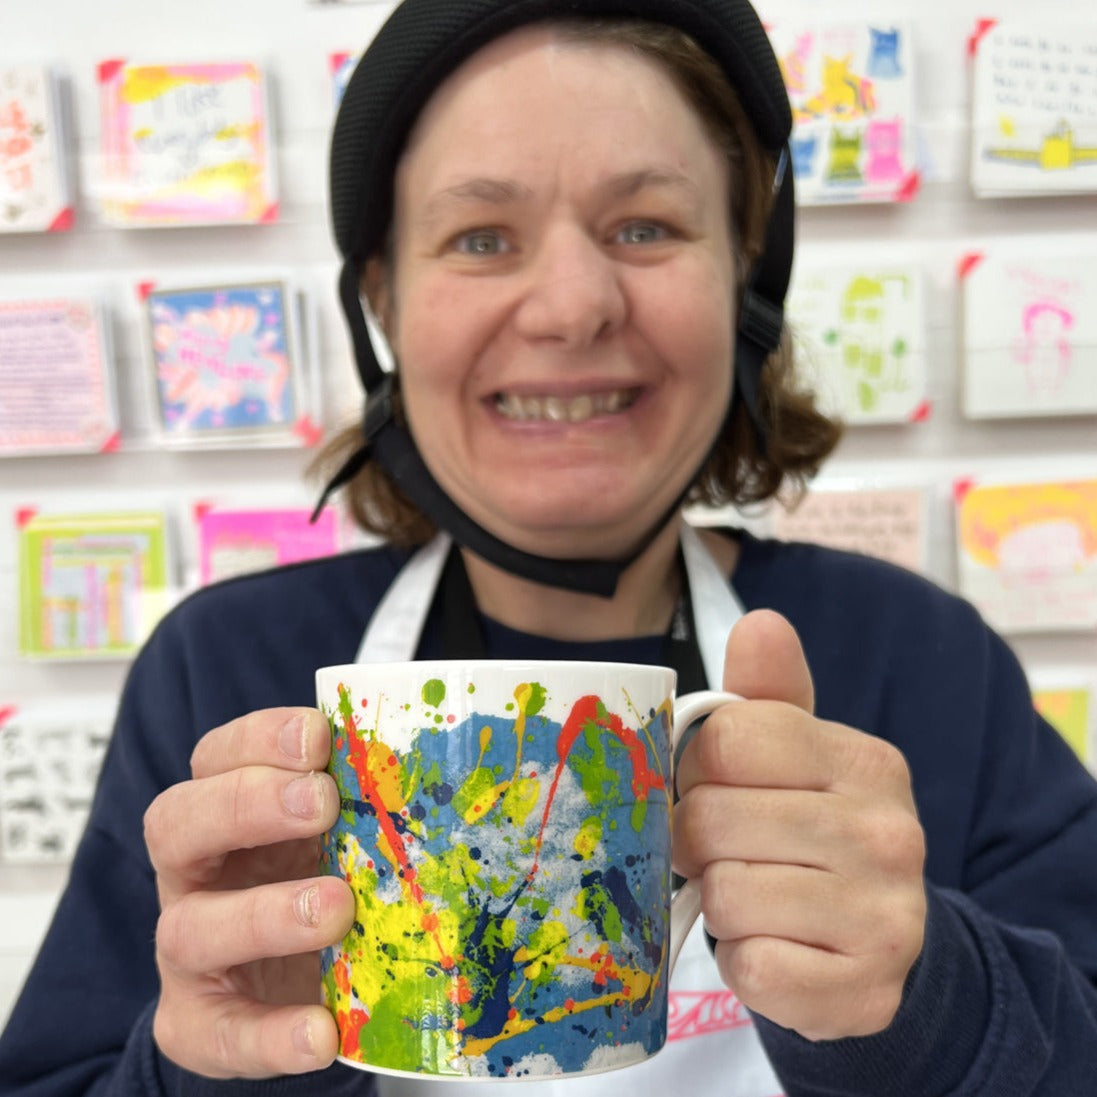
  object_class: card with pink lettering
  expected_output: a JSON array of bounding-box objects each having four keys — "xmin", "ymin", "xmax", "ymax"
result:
[
  {"xmin": 961, "ymin": 247, "xmax": 1097, "ymax": 418},
  {"xmin": 97, "ymin": 60, "xmax": 278, "ymax": 226},
  {"xmin": 766, "ymin": 20, "xmax": 920, "ymax": 205},
  {"xmin": 139, "ymin": 279, "xmax": 314, "ymax": 447},
  {"xmin": 0, "ymin": 64, "xmax": 72, "ymax": 233},
  {"xmin": 0, "ymin": 297, "xmax": 119, "ymax": 456}
]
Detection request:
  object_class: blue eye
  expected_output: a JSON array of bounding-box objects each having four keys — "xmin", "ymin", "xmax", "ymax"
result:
[
  {"xmin": 455, "ymin": 230, "xmax": 509, "ymax": 255},
  {"xmin": 615, "ymin": 222, "xmax": 669, "ymax": 245}
]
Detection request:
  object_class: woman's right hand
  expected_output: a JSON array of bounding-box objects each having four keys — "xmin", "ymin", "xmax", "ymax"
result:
[{"xmin": 143, "ymin": 707, "xmax": 356, "ymax": 1078}]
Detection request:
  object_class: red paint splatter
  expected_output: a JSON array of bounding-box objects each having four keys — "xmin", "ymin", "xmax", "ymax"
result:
[
  {"xmin": 530, "ymin": 696, "xmax": 666, "ymax": 879},
  {"xmin": 338, "ymin": 1007, "xmax": 369, "ymax": 1057}
]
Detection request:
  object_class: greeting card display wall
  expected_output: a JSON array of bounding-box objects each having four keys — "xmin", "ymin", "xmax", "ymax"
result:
[{"xmin": 1, "ymin": 0, "xmax": 1097, "ymax": 1030}]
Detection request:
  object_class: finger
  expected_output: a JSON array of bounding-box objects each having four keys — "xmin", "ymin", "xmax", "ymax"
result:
[
  {"xmin": 190, "ymin": 708, "xmax": 331, "ymax": 780},
  {"xmin": 714, "ymin": 936, "xmax": 905, "ymax": 1041},
  {"xmin": 145, "ymin": 768, "xmax": 339, "ymax": 885},
  {"xmin": 723, "ymin": 610, "xmax": 814, "ymax": 714},
  {"xmin": 674, "ymin": 785, "xmax": 843, "ymax": 877},
  {"xmin": 675, "ymin": 699, "xmax": 841, "ymax": 796},
  {"xmin": 155, "ymin": 998, "xmax": 342, "ymax": 1079},
  {"xmin": 697, "ymin": 860, "xmax": 894, "ymax": 952},
  {"xmin": 157, "ymin": 876, "xmax": 355, "ymax": 980}
]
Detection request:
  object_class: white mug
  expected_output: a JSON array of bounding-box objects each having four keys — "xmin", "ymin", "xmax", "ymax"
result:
[{"xmin": 317, "ymin": 659, "xmax": 738, "ymax": 1081}]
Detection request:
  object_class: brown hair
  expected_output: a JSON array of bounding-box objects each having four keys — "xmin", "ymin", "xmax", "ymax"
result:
[{"xmin": 312, "ymin": 18, "xmax": 842, "ymax": 544}]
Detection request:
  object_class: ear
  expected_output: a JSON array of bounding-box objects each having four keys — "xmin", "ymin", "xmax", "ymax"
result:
[{"xmin": 360, "ymin": 256, "xmax": 395, "ymax": 339}]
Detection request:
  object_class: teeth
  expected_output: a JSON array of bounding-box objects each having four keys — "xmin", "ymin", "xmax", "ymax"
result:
[{"xmin": 495, "ymin": 389, "xmax": 636, "ymax": 423}]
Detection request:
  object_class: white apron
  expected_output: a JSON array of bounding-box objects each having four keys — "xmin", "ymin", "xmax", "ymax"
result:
[{"xmin": 357, "ymin": 521, "xmax": 783, "ymax": 1097}]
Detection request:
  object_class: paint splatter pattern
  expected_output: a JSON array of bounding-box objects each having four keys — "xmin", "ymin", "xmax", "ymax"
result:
[{"xmin": 321, "ymin": 676, "xmax": 675, "ymax": 1078}]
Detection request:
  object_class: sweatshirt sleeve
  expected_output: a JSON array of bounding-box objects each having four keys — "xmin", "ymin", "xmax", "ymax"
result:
[
  {"xmin": 0, "ymin": 612, "xmax": 373, "ymax": 1097},
  {"xmin": 752, "ymin": 587, "xmax": 1097, "ymax": 1097}
]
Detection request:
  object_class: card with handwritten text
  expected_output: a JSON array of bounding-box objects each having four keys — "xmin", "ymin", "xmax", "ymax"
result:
[
  {"xmin": 970, "ymin": 19, "xmax": 1097, "ymax": 196},
  {"xmin": 772, "ymin": 485, "xmax": 927, "ymax": 573},
  {"xmin": 0, "ymin": 297, "xmax": 118, "ymax": 456},
  {"xmin": 97, "ymin": 60, "xmax": 278, "ymax": 226},
  {"xmin": 0, "ymin": 700, "xmax": 114, "ymax": 863}
]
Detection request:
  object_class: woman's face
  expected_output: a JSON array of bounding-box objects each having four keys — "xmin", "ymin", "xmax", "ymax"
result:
[{"xmin": 371, "ymin": 25, "xmax": 737, "ymax": 561}]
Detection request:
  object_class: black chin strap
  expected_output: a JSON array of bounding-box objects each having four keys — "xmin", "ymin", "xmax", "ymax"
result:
[{"xmin": 314, "ymin": 152, "xmax": 793, "ymax": 598}]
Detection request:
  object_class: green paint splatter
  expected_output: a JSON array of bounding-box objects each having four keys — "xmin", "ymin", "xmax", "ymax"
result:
[
  {"xmin": 422, "ymin": 678, "xmax": 446, "ymax": 708},
  {"xmin": 453, "ymin": 766, "xmax": 498, "ymax": 823},
  {"xmin": 518, "ymin": 682, "xmax": 547, "ymax": 717}
]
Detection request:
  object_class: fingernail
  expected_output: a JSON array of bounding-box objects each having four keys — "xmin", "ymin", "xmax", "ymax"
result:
[
  {"xmin": 283, "ymin": 773, "xmax": 322, "ymax": 818},
  {"xmin": 294, "ymin": 884, "xmax": 320, "ymax": 927},
  {"xmin": 279, "ymin": 714, "xmax": 306, "ymax": 762},
  {"xmin": 292, "ymin": 1016, "xmax": 315, "ymax": 1058}
]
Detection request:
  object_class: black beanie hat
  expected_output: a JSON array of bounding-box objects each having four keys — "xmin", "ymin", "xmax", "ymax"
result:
[
  {"xmin": 320, "ymin": 0, "xmax": 795, "ymax": 597},
  {"xmin": 331, "ymin": 0, "xmax": 792, "ymax": 265}
]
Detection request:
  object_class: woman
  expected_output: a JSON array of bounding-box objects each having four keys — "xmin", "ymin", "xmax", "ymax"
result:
[{"xmin": 2, "ymin": 1, "xmax": 1095, "ymax": 1094}]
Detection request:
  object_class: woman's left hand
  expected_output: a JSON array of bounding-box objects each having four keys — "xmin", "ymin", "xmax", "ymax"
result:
[{"xmin": 673, "ymin": 609, "xmax": 927, "ymax": 1042}]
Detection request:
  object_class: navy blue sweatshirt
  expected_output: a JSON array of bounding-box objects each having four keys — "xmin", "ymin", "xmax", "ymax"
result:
[{"xmin": 2, "ymin": 531, "xmax": 1095, "ymax": 1096}]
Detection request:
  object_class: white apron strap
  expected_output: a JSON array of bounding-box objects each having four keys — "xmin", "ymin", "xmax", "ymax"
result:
[
  {"xmin": 355, "ymin": 532, "xmax": 452, "ymax": 663},
  {"xmin": 679, "ymin": 520, "xmax": 744, "ymax": 690}
]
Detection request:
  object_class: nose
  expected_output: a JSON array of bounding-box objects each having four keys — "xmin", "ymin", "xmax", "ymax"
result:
[{"xmin": 513, "ymin": 224, "xmax": 626, "ymax": 348}]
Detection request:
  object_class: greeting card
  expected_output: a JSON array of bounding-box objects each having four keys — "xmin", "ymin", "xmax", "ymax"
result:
[
  {"xmin": 961, "ymin": 248, "xmax": 1097, "ymax": 419},
  {"xmin": 1030, "ymin": 674, "xmax": 1095, "ymax": 769},
  {"xmin": 0, "ymin": 700, "xmax": 114, "ymax": 863},
  {"xmin": 0, "ymin": 63, "xmax": 72, "ymax": 232},
  {"xmin": 787, "ymin": 259, "xmax": 928, "ymax": 424},
  {"xmin": 139, "ymin": 279, "xmax": 315, "ymax": 446},
  {"xmin": 195, "ymin": 503, "xmax": 343, "ymax": 584},
  {"xmin": 955, "ymin": 477, "xmax": 1097, "ymax": 634},
  {"xmin": 98, "ymin": 59, "xmax": 278, "ymax": 226},
  {"xmin": 772, "ymin": 485, "xmax": 927, "ymax": 573},
  {"xmin": 0, "ymin": 297, "xmax": 118, "ymax": 455},
  {"xmin": 330, "ymin": 52, "xmax": 356, "ymax": 108},
  {"xmin": 17, "ymin": 508, "xmax": 172, "ymax": 659},
  {"xmin": 970, "ymin": 19, "xmax": 1097, "ymax": 197},
  {"xmin": 767, "ymin": 21, "xmax": 920, "ymax": 205}
]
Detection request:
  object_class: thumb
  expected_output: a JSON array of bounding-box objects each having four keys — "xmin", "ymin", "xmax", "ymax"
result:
[{"xmin": 724, "ymin": 609, "xmax": 815, "ymax": 714}]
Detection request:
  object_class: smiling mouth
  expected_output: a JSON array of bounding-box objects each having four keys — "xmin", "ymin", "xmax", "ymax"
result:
[{"xmin": 494, "ymin": 388, "xmax": 641, "ymax": 423}]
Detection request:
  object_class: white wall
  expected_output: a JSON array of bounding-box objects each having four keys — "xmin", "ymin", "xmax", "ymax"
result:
[{"xmin": 2, "ymin": 0, "xmax": 1095, "ymax": 1029}]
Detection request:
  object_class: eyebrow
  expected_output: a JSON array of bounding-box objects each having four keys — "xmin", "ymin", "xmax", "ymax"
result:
[
  {"xmin": 417, "ymin": 168, "xmax": 702, "ymax": 226},
  {"xmin": 419, "ymin": 177, "xmax": 534, "ymax": 229}
]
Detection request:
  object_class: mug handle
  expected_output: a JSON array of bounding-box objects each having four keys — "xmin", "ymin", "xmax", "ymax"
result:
[{"xmin": 667, "ymin": 689, "xmax": 743, "ymax": 973}]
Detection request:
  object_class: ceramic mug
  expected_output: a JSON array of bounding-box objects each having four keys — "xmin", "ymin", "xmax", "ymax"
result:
[{"xmin": 317, "ymin": 660, "xmax": 738, "ymax": 1081}]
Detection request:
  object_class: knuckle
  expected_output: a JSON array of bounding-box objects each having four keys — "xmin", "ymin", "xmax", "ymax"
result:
[
  {"xmin": 866, "ymin": 807, "xmax": 926, "ymax": 874},
  {"xmin": 156, "ymin": 896, "xmax": 198, "ymax": 970},
  {"xmin": 721, "ymin": 936, "xmax": 773, "ymax": 1007},
  {"xmin": 696, "ymin": 711, "xmax": 742, "ymax": 779},
  {"xmin": 698, "ymin": 862, "xmax": 737, "ymax": 938},
  {"xmin": 224, "ymin": 766, "xmax": 259, "ymax": 833}
]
